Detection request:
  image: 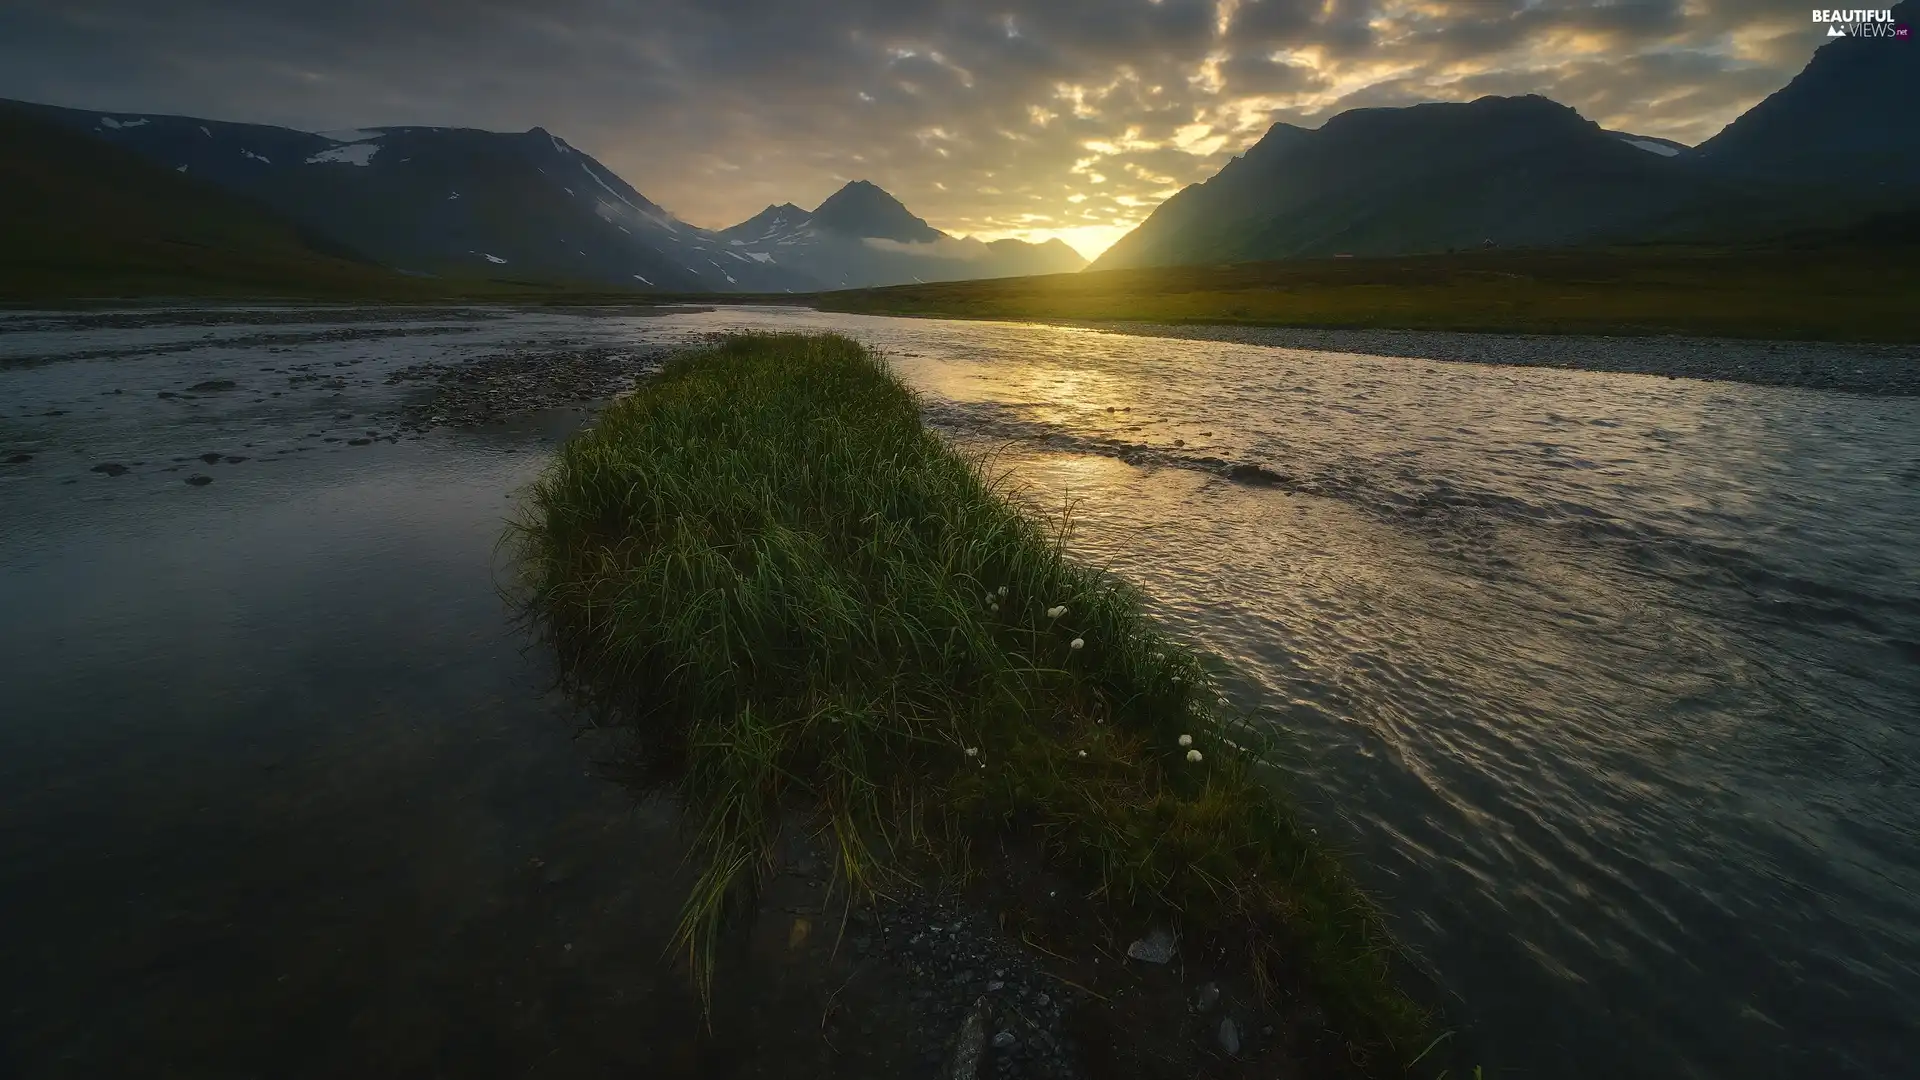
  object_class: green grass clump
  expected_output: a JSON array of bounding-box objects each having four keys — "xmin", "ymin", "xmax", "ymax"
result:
[{"xmin": 507, "ymin": 332, "xmax": 1428, "ymax": 1066}]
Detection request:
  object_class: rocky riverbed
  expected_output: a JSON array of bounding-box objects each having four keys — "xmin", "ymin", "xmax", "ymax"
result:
[
  {"xmin": 385, "ymin": 344, "xmax": 669, "ymax": 429},
  {"xmin": 726, "ymin": 817, "xmax": 1348, "ymax": 1080},
  {"xmin": 1071, "ymin": 321, "xmax": 1920, "ymax": 396}
]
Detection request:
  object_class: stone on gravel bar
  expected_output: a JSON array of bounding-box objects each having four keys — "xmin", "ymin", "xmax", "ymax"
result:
[
  {"xmin": 1126, "ymin": 928, "xmax": 1175, "ymax": 964},
  {"xmin": 1217, "ymin": 1016, "xmax": 1241, "ymax": 1056},
  {"xmin": 942, "ymin": 995, "xmax": 991, "ymax": 1080}
]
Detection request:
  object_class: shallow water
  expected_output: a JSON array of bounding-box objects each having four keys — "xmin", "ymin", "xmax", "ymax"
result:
[{"xmin": 3, "ymin": 306, "xmax": 1916, "ymax": 1079}]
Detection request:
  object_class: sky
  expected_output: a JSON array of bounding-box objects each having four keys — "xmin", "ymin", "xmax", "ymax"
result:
[{"xmin": 0, "ymin": 1, "xmax": 1828, "ymax": 258}]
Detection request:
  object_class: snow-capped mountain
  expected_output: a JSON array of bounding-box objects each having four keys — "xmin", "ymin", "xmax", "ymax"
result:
[
  {"xmin": 1607, "ymin": 131, "xmax": 1690, "ymax": 158},
  {"xmin": 9, "ymin": 99, "xmax": 1087, "ymax": 292},
  {"xmin": 3, "ymin": 103, "xmax": 783, "ymax": 291},
  {"xmin": 713, "ymin": 182, "xmax": 1085, "ymax": 290}
]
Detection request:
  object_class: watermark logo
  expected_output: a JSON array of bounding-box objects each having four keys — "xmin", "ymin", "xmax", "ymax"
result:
[{"xmin": 1810, "ymin": 8, "xmax": 1908, "ymax": 36}]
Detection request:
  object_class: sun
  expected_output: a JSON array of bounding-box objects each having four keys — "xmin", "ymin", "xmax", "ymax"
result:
[{"xmin": 968, "ymin": 223, "xmax": 1135, "ymax": 261}]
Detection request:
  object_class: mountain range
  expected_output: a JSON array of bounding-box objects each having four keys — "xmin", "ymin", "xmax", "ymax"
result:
[
  {"xmin": 0, "ymin": 100, "xmax": 405, "ymax": 298},
  {"xmin": 1094, "ymin": 4, "xmax": 1918, "ymax": 269},
  {"xmin": 4, "ymin": 100, "xmax": 1085, "ymax": 293},
  {"xmin": 4, "ymin": 2, "xmax": 1913, "ymax": 296}
]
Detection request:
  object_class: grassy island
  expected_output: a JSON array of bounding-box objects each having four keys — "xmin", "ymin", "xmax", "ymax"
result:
[{"xmin": 507, "ymin": 332, "xmax": 1432, "ymax": 1071}]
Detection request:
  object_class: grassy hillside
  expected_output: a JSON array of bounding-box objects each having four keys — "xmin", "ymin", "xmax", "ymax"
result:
[
  {"xmin": 0, "ymin": 102, "xmax": 685, "ymax": 306},
  {"xmin": 0, "ymin": 101, "xmax": 408, "ymax": 299},
  {"xmin": 815, "ymin": 244, "xmax": 1920, "ymax": 342}
]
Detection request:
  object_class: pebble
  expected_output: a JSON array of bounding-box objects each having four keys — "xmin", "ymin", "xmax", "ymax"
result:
[
  {"xmin": 1126, "ymin": 928, "xmax": 1175, "ymax": 964},
  {"xmin": 1217, "ymin": 1017, "xmax": 1241, "ymax": 1056}
]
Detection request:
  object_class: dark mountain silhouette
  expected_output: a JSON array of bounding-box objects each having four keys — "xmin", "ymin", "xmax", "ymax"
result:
[
  {"xmin": 1094, "ymin": 18, "xmax": 1920, "ymax": 274},
  {"xmin": 9, "ymin": 99, "xmax": 793, "ymax": 290},
  {"xmin": 6, "ymin": 101, "xmax": 1082, "ymax": 292},
  {"xmin": 1092, "ymin": 95, "xmax": 1727, "ymax": 269},
  {"xmin": 1690, "ymin": 0, "xmax": 1919, "ymax": 185},
  {"xmin": 0, "ymin": 99, "xmax": 405, "ymax": 296}
]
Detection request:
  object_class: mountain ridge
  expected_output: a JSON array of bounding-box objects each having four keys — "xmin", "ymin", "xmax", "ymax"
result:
[{"xmin": 3, "ymin": 100, "xmax": 1085, "ymax": 292}]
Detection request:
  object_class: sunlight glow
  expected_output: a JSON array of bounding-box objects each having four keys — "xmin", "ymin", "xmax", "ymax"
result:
[{"xmin": 970, "ymin": 223, "xmax": 1135, "ymax": 260}]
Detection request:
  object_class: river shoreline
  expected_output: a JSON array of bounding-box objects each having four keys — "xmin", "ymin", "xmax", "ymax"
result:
[
  {"xmin": 1023, "ymin": 319, "xmax": 1920, "ymax": 396},
  {"xmin": 8, "ymin": 305, "xmax": 1913, "ymax": 1080}
]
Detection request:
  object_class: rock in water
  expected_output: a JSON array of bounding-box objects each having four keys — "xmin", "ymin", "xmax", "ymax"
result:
[
  {"xmin": 184, "ymin": 475, "xmax": 213, "ymax": 487},
  {"xmin": 1126, "ymin": 928, "xmax": 1175, "ymax": 964},
  {"xmin": 1225, "ymin": 462, "xmax": 1290, "ymax": 486},
  {"xmin": 1217, "ymin": 1017, "xmax": 1241, "ymax": 1056},
  {"xmin": 188, "ymin": 380, "xmax": 238, "ymax": 392},
  {"xmin": 89, "ymin": 463, "xmax": 128, "ymax": 476},
  {"xmin": 942, "ymin": 995, "xmax": 990, "ymax": 1080}
]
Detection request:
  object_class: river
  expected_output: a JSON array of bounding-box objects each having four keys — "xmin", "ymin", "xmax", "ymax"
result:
[{"xmin": 2, "ymin": 305, "xmax": 1915, "ymax": 1079}]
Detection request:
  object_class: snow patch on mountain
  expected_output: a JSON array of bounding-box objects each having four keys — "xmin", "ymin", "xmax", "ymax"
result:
[
  {"xmin": 306, "ymin": 142, "xmax": 381, "ymax": 166},
  {"xmin": 1623, "ymin": 138, "xmax": 1681, "ymax": 157},
  {"xmin": 747, "ymin": 252, "xmax": 775, "ymax": 264},
  {"xmin": 240, "ymin": 149, "xmax": 271, "ymax": 164},
  {"xmin": 98, "ymin": 117, "xmax": 149, "ymax": 130}
]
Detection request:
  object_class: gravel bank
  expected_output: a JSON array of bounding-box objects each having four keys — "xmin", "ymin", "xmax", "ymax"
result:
[
  {"xmin": 386, "ymin": 344, "xmax": 668, "ymax": 428},
  {"xmin": 1070, "ymin": 322, "xmax": 1920, "ymax": 396}
]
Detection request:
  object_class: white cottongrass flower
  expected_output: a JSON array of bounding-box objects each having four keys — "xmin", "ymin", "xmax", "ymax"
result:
[
  {"xmin": 1177, "ymin": 734, "xmax": 1193, "ymax": 747},
  {"xmin": 1076, "ymin": 750, "xmax": 1088, "ymax": 759},
  {"xmin": 989, "ymin": 603, "xmax": 999, "ymax": 612},
  {"xmin": 1069, "ymin": 637, "xmax": 1085, "ymax": 650},
  {"xmin": 997, "ymin": 585, "xmax": 1008, "ymax": 597},
  {"xmin": 964, "ymin": 747, "xmax": 979, "ymax": 758},
  {"xmin": 1046, "ymin": 605, "xmax": 1067, "ymax": 619},
  {"xmin": 1186, "ymin": 749, "xmax": 1204, "ymax": 763}
]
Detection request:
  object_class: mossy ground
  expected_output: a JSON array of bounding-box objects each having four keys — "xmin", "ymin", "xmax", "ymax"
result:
[
  {"xmin": 812, "ymin": 245, "xmax": 1920, "ymax": 343},
  {"xmin": 506, "ymin": 332, "xmax": 1435, "ymax": 1073}
]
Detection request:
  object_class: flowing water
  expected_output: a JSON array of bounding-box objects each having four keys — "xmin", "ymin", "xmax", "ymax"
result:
[{"xmin": 3, "ymin": 306, "xmax": 1916, "ymax": 1079}]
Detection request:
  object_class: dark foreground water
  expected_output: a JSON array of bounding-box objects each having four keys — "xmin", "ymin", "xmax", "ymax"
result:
[{"xmin": 3, "ymin": 306, "xmax": 1916, "ymax": 1079}]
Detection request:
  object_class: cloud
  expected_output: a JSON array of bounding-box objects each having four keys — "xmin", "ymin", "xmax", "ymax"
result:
[{"xmin": 0, "ymin": 0, "xmax": 1824, "ymax": 255}]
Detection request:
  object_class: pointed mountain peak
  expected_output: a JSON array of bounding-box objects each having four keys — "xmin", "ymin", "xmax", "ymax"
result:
[
  {"xmin": 720, "ymin": 201, "xmax": 813, "ymax": 240},
  {"xmin": 811, "ymin": 180, "xmax": 943, "ymax": 243}
]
